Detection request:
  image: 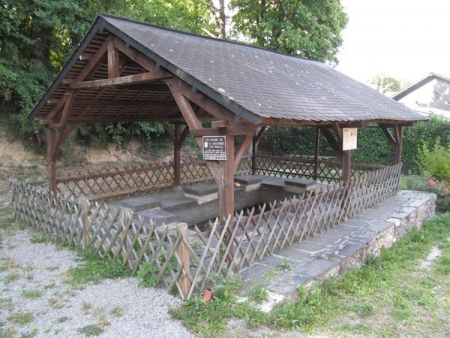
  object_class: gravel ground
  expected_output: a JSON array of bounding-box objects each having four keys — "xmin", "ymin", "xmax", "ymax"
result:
[{"xmin": 0, "ymin": 194, "xmax": 196, "ymax": 338}]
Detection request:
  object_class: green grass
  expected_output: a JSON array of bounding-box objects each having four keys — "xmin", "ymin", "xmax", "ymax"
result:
[
  {"xmin": 172, "ymin": 213, "xmax": 450, "ymax": 337},
  {"xmin": 8, "ymin": 311, "xmax": 33, "ymax": 325},
  {"xmin": 21, "ymin": 289, "xmax": 42, "ymax": 299},
  {"xmin": 66, "ymin": 251, "xmax": 129, "ymax": 287}
]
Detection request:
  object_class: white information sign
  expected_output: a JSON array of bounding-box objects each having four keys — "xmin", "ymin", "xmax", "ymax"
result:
[
  {"xmin": 202, "ymin": 136, "xmax": 227, "ymax": 161},
  {"xmin": 342, "ymin": 128, "xmax": 358, "ymax": 151}
]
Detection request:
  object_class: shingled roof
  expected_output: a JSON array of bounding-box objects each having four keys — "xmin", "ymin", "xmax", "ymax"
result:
[{"xmin": 29, "ymin": 14, "xmax": 426, "ymax": 125}]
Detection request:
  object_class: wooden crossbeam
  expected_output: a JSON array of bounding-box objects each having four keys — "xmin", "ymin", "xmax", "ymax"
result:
[{"xmin": 70, "ymin": 71, "xmax": 172, "ymax": 89}]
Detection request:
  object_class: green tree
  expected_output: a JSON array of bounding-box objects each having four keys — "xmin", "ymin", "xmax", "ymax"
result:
[
  {"xmin": 229, "ymin": 0, "xmax": 348, "ymax": 64},
  {"xmin": 0, "ymin": 0, "xmax": 217, "ymax": 147},
  {"xmin": 369, "ymin": 73, "xmax": 404, "ymax": 94}
]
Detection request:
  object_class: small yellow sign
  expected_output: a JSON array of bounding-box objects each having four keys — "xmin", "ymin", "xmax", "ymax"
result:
[{"xmin": 343, "ymin": 128, "xmax": 358, "ymax": 150}]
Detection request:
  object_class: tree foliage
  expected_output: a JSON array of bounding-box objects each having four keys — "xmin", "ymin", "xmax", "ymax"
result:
[
  {"xmin": 0, "ymin": 0, "xmax": 348, "ymax": 152},
  {"xmin": 229, "ymin": 0, "xmax": 348, "ymax": 64},
  {"xmin": 369, "ymin": 73, "xmax": 407, "ymax": 94}
]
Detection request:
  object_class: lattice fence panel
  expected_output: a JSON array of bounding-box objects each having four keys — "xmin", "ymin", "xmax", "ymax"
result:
[
  {"xmin": 10, "ymin": 163, "xmax": 401, "ymax": 300},
  {"xmin": 255, "ymin": 154, "xmax": 343, "ymax": 183}
]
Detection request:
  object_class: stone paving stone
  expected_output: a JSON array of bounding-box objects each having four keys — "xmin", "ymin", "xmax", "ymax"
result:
[
  {"xmin": 241, "ymin": 263, "xmax": 274, "ymax": 281},
  {"xmin": 183, "ymin": 183, "xmax": 218, "ymax": 196},
  {"xmin": 293, "ymin": 258, "xmax": 340, "ymax": 279},
  {"xmin": 334, "ymin": 241, "xmax": 366, "ymax": 258},
  {"xmin": 293, "ymin": 240, "xmax": 330, "ymax": 253},
  {"xmin": 120, "ymin": 196, "xmax": 161, "ymax": 212},
  {"xmin": 279, "ymin": 245, "xmax": 315, "ymax": 262},
  {"xmin": 367, "ymin": 220, "xmax": 393, "ymax": 233},
  {"xmin": 136, "ymin": 209, "xmax": 180, "ymax": 225},
  {"xmin": 304, "ymin": 234, "xmax": 340, "ymax": 246},
  {"xmin": 316, "ymin": 225, "xmax": 357, "ymax": 240}
]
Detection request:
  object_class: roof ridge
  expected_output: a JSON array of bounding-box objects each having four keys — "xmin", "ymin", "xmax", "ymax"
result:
[{"xmin": 99, "ymin": 13, "xmax": 323, "ymax": 65}]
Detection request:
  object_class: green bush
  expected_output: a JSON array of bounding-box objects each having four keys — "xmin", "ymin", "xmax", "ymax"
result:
[
  {"xmin": 403, "ymin": 115, "xmax": 450, "ymax": 174},
  {"xmin": 420, "ymin": 141, "xmax": 450, "ymax": 181}
]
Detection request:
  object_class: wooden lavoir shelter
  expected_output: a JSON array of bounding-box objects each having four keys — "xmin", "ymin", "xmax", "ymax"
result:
[{"xmin": 28, "ymin": 14, "xmax": 427, "ymax": 222}]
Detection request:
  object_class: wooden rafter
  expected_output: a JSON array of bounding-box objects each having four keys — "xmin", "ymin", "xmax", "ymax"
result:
[
  {"xmin": 165, "ymin": 78, "xmax": 236, "ymax": 122},
  {"xmin": 113, "ymin": 37, "xmax": 160, "ymax": 72}
]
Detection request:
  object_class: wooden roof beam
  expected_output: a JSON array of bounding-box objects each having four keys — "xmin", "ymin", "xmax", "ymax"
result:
[
  {"xmin": 70, "ymin": 71, "xmax": 173, "ymax": 89},
  {"xmin": 72, "ymin": 99, "xmax": 176, "ymax": 107}
]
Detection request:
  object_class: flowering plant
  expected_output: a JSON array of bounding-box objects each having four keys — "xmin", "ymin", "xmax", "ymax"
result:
[{"xmin": 427, "ymin": 179, "xmax": 450, "ymax": 197}]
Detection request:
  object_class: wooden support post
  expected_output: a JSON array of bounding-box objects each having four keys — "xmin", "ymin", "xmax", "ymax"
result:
[
  {"xmin": 394, "ymin": 125, "xmax": 403, "ymax": 164},
  {"xmin": 314, "ymin": 127, "xmax": 320, "ymax": 180},
  {"xmin": 174, "ymin": 124, "xmax": 181, "ymax": 186},
  {"xmin": 219, "ymin": 135, "xmax": 235, "ymax": 222},
  {"xmin": 177, "ymin": 223, "xmax": 191, "ymax": 300},
  {"xmin": 342, "ymin": 150, "xmax": 352, "ymax": 183},
  {"xmin": 46, "ymin": 128, "xmax": 57, "ymax": 194}
]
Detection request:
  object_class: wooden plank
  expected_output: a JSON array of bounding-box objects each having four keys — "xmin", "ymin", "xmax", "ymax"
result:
[{"xmin": 70, "ymin": 71, "xmax": 172, "ymax": 89}]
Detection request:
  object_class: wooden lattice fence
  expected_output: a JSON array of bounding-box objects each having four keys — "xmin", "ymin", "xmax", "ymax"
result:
[
  {"xmin": 56, "ymin": 157, "xmax": 252, "ymax": 201},
  {"xmin": 255, "ymin": 154, "xmax": 385, "ymax": 183},
  {"xmin": 10, "ymin": 163, "xmax": 401, "ymax": 300}
]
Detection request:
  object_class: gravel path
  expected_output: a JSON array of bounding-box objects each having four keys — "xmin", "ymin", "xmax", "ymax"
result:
[{"xmin": 0, "ymin": 193, "xmax": 196, "ymax": 338}]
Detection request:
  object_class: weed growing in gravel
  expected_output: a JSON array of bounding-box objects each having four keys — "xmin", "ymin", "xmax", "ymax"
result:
[
  {"xmin": 66, "ymin": 251, "xmax": 128, "ymax": 287},
  {"xmin": 21, "ymin": 289, "xmax": 42, "ymax": 299},
  {"xmin": 57, "ymin": 316, "xmax": 69, "ymax": 323},
  {"xmin": 82, "ymin": 301, "xmax": 93, "ymax": 314},
  {"xmin": 8, "ymin": 311, "xmax": 33, "ymax": 325},
  {"xmin": 30, "ymin": 233, "xmax": 52, "ymax": 244},
  {"xmin": 248, "ymin": 283, "xmax": 268, "ymax": 304},
  {"xmin": 0, "ymin": 297, "xmax": 14, "ymax": 311},
  {"xmin": 0, "ymin": 327, "xmax": 16, "ymax": 338},
  {"xmin": 3, "ymin": 272, "xmax": 20, "ymax": 283},
  {"xmin": 136, "ymin": 262, "xmax": 159, "ymax": 287},
  {"xmin": 110, "ymin": 306, "xmax": 124, "ymax": 317},
  {"xmin": 78, "ymin": 324, "xmax": 103, "ymax": 336}
]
